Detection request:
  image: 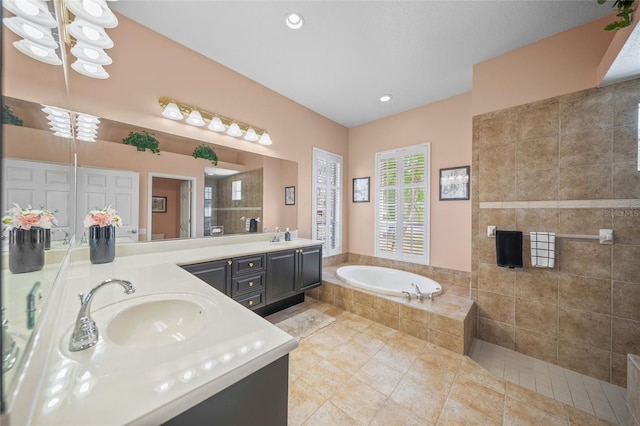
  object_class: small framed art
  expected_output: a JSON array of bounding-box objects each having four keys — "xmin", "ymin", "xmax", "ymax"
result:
[
  {"xmin": 152, "ymin": 196, "xmax": 167, "ymax": 213},
  {"xmin": 285, "ymin": 186, "xmax": 296, "ymax": 205},
  {"xmin": 353, "ymin": 177, "xmax": 370, "ymax": 203},
  {"xmin": 439, "ymin": 166, "xmax": 470, "ymax": 201}
]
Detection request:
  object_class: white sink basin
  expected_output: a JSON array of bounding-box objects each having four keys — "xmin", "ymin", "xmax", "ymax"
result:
[{"xmin": 106, "ymin": 298, "xmax": 207, "ymax": 348}]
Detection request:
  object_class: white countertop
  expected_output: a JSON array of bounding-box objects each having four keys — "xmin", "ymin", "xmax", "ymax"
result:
[{"xmin": 18, "ymin": 238, "xmax": 316, "ymax": 425}]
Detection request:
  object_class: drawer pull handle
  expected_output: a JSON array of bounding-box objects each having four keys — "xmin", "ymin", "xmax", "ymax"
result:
[
  {"xmin": 249, "ymin": 300, "xmax": 254, "ymax": 306},
  {"xmin": 249, "ymin": 262, "xmax": 254, "ymax": 267},
  {"xmin": 249, "ymin": 282, "xmax": 254, "ymax": 287},
  {"xmin": 227, "ymin": 260, "xmax": 232, "ymax": 265}
]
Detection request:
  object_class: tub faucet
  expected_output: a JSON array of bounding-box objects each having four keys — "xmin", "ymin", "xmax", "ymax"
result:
[
  {"xmin": 69, "ymin": 278, "xmax": 136, "ymax": 352},
  {"xmin": 402, "ymin": 291, "xmax": 412, "ymax": 301},
  {"xmin": 412, "ymin": 283, "xmax": 424, "ymax": 301}
]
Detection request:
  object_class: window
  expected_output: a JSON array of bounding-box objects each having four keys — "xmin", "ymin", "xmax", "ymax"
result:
[
  {"xmin": 204, "ymin": 185, "xmax": 214, "ymax": 233},
  {"xmin": 313, "ymin": 148, "xmax": 342, "ymax": 257},
  {"xmin": 231, "ymin": 180, "xmax": 242, "ymax": 201},
  {"xmin": 375, "ymin": 144, "xmax": 430, "ymax": 264}
]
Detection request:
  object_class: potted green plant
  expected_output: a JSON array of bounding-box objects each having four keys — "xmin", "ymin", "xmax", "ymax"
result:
[
  {"xmin": 598, "ymin": 0, "xmax": 635, "ymax": 30},
  {"xmin": 3, "ymin": 105, "xmax": 24, "ymax": 126},
  {"xmin": 193, "ymin": 144, "xmax": 218, "ymax": 165},
  {"xmin": 122, "ymin": 130, "xmax": 160, "ymax": 154}
]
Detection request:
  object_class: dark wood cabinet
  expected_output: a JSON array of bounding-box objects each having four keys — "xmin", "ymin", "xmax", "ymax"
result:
[
  {"xmin": 181, "ymin": 244, "xmax": 322, "ymax": 317},
  {"xmin": 298, "ymin": 246, "xmax": 322, "ymax": 291},
  {"xmin": 180, "ymin": 259, "xmax": 231, "ymax": 295},
  {"xmin": 266, "ymin": 250, "xmax": 298, "ymax": 304}
]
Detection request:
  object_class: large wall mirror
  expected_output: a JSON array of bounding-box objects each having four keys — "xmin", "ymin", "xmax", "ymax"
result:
[
  {"xmin": 1, "ymin": 14, "xmax": 74, "ymax": 408},
  {"xmin": 1, "ymin": 6, "xmax": 297, "ymax": 411}
]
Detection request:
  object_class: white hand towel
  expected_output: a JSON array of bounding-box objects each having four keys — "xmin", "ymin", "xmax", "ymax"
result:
[{"xmin": 530, "ymin": 232, "xmax": 555, "ymax": 268}]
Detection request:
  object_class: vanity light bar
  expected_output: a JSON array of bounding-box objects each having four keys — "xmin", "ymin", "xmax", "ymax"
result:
[
  {"xmin": 41, "ymin": 105, "xmax": 101, "ymax": 142},
  {"xmin": 158, "ymin": 97, "xmax": 273, "ymax": 146}
]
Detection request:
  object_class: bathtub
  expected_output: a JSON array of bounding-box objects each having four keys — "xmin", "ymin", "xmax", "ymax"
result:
[{"xmin": 336, "ymin": 265, "xmax": 442, "ymax": 299}]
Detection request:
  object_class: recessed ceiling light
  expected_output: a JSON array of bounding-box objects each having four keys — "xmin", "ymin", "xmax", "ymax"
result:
[
  {"xmin": 379, "ymin": 94, "xmax": 392, "ymax": 102},
  {"xmin": 285, "ymin": 12, "xmax": 304, "ymax": 30}
]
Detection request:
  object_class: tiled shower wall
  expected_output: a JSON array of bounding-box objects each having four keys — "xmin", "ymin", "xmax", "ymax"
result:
[{"xmin": 471, "ymin": 78, "xmax": 640, "ymax": 386}]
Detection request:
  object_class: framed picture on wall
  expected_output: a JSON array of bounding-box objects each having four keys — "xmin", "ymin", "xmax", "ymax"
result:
[
  {"xmin": 152, "ymin": 196, "xmax": 167, "ymax": 213},
  {"xmin": 353, "ymin": 177, "xmax": 370, "ymax": 203},
  {"xmin": 439, "ymin": 166, "xmax": 470, "ymax": 201},
  {"xmin": 285, "ymin": 186, "xmax": 296, "ymax": 205}
]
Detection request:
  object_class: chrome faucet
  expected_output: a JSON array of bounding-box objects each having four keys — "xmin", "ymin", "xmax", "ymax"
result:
[
  {"xmin": 69, "ymin": 279, "xmax": 136, "ymax": 352},
  {"xmin": 401, "ymin": 291, "xmax": 412, "ymax": 301},
  {"xmin": 411, "ymin": 283, "xmax": 423, "ymax": 301}
]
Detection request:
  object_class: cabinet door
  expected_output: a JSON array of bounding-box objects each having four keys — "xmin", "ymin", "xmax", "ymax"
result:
[
  {"xmin": 298, "ymin": 246, "xmax": 323, "ymax": 291},
  {"xmin": 266, "ymin": 250, "xmax": 297, "ymax": 304},
  {"xmin": 181, "ymin": 259, "xmax": 231, "ymax": 295}
]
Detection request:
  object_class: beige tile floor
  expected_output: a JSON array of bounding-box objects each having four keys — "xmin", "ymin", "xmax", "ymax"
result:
[{"xmin": 267, "ymin": 297, "xmax": 618, "ymax": 426}]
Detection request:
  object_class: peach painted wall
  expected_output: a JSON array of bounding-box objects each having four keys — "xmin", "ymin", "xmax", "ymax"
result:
[
  {"xmin": 151, "ymin": 177, "xmax": 181, "ymax": 239},
  {"xmin": 63, "ymin": 13, "xmax": 350, "ymax": 246},
  {"xmin": 263, "ymin": 156, "xmax": 297, "ymax": 233},
  {"xmin": 472, "ymin": 16, "xmax": 615, "ymax": 116},
  {"xmin": 348, "ymin": 93, "xmax": 473, "ymax": 272}
]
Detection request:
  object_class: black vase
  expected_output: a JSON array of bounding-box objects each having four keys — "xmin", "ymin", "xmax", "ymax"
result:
[
  {"xmin": 89, "ymin": 225, "xmax": 116, "ymax": 264},
  {"xmin": 9, "ymin": 227, "xmax": 45, "ymax": 274}
]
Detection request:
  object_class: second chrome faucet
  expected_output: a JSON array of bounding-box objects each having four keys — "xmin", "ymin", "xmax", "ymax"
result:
[{"xmin": 69, "ymin": 278, "xmax": 136, "ymax": 352}]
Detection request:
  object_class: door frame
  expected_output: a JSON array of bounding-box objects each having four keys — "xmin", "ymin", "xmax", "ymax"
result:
[{"xmin": 148, "ymin": 172, "xmax": 197, "ymax": 241}]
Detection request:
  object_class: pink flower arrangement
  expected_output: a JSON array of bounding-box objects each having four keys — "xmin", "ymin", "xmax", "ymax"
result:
[
  {"xmin": 84, "ymin": 206, "xmax": 121, "ymax": 228},
  {"xmin": 2, "ymin": 204, "xmax": 58, "ymax": 230}
]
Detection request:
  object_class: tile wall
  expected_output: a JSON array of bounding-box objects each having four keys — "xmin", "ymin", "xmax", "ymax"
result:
[
  {"xmin": 471, "ymin": 78, "xmax": 640, "ymax": 386},
  {"xmin": 213, "ymin": 168, "xmax": 263, "ymax": 234}
]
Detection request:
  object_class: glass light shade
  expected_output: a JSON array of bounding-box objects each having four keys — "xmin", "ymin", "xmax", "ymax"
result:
[
  {"xmin": 76, "ymin": 114, "xmax": 101, "ymax": 124},
  {"xmin": 47, "ymin": 114, "xmax": 71, "ymax": 124},
  {"xmin": 227, "ymin": 122, "xmax": 243, "ymax": 137},
  {"xmin": 66, "ymin": 18, "xmax": 114, "ymax": 48},
  {"xmin": 244, "ymin": 128, "xmax": 259, "ymax": 142},
  {"xmin": 3, "ymin": 0, "xmax": 57, "ymax": 28},
  {"xmin": 162, "ymin": 102, "xmax": 184, "ymax": 120},
  {"xmin": 71, "ymin": 59, "xmax": 109, "ymax": 79},
  {"xmin": 13, "ymin": 39, "xmax": 62, "ymax": 65},
  {"xmin": 71, "ymin": 42, "xmax": 112, "ymax": 65},
  {"xmin": 208, "ymin": 116, "xmax": 225, "ymax": 132},
  {"xmin": 258, "ymin": 132, "xmax": 273, "ymax": 146},
  {"xmin": 3, "ymin": 17, "xmax": 58, "ymax": 49},
  {"xmin": 186, "ymin": 110, "xmax": 205, "ymax": 127},
  {"xmin": 65, "ymin": 0, "xmax": 118, "ymax": 28},
  {"xmin": 42, "ymin": 105, "xmax": 68, "ymax": 116}
]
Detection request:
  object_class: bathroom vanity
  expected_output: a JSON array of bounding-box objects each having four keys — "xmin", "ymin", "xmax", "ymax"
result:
[{"xmin": 6, "ymin": 236, "xmax": 320, "ymax": 425}]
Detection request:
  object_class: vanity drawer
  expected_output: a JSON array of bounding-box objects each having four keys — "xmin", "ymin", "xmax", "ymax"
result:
[
  {"xmin": 232, "ymin": 272, "xmax": 265, "ymax": 297},
  {"xmin": 234, "ymin": 291, "xmax": 264, "ymax": 310},
  {"xmin": 233, "ymin": 255, "xmax": 265, "ymax": 276}
]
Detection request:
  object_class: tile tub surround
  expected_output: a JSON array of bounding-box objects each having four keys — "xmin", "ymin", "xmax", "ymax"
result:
[
  {"xmin": 630, "ymin": 354, "xmax": 640, "ymax": 426},
  {"xmin": 309, "ymin": 263, "xmax": 476, "ymax": 355},
  {"xmin": 472, "ymin": 78, "xmax": 640, "ymax": 386}
]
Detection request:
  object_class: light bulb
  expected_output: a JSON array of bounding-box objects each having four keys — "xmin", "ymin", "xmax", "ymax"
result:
[
  {"xmin": 208, "ymin": 116, "xmax": 225, "ymax": 132},
  {"xmin": 162, "ymin": 102, "xmax": 184, "ymax": 120},
  {"xmin": 258, "ymin": 132, "xmax": 272, "ymax": 146},
  {"xmin": 186, "ymin": 110, "xmax": 205, "ymax": 127},
  {"xmin": 227, "ymin": 122, "xmax": 242, "ymax": 137}
]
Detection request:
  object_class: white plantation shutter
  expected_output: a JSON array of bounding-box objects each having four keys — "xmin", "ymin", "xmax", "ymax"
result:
[
  {"xmin": 375, "ymin": 144, "xmax": 430, "ymax": 264},
  {"xmin": 313, "ymin": 148, "xmax": 342, "ymax": 256}
]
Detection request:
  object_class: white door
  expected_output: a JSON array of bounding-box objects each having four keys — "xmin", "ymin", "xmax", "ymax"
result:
[
  {"xmin": 179, "ymin": 180, "xmax": 191, "ymax": 238},
  {"xmin": 3, "ymin": 158, "xmax": 73, "ymax": 241},
  {"xmin": 77, "ymin": 167, "xmax": 140, "ymax": 243}
]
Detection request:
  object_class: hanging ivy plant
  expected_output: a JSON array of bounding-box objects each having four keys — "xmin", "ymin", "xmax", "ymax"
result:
[
  {"xmin": 3, "ymin": 105, "xmax": 24, "ymax": 126},
  {"xmin": 598, "ymin": 0, "xmax": 635, "ymax": 31},
  {"xmin": 122, "ymin": 130, "xmax": 160, "ymax": 154},
  {"xmin": 193, "ymin": 144, "xmax": 218, "ymax": 165}
]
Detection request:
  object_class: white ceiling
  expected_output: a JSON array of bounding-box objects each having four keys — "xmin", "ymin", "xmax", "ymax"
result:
[{"xmin": 111, "ymin": 1, "xmax": 620, "ymax": 128}]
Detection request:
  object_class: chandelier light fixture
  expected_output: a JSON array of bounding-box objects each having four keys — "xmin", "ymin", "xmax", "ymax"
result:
[
  {"xmin": 41, "ymin": 104, "xmax": 101, "ymax": 142},
  {"xmin": 158, "ymin": 97, "xmax": 273, "ymax": 146},
  {"xmin": 2, "ymin": 0, "xmax": 119, "ymax": 79}
]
